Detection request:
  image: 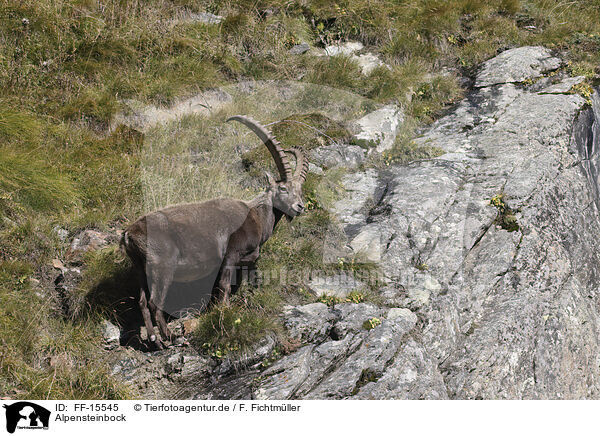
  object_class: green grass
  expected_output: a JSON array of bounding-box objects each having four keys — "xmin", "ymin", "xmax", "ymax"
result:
[
  {"xmin": 317, "ymin": 290, "xmax": 374, "ymax": 307},
  {"xmin": 308, "ymin": 55, "xmax": 363, "ymax": 90},
  {"xmin": 0, "ymin": 149, "xmax": 79, "ymax": 215},
  {"xmin": 2, "ymin": 0, "xmax": 600, "ymax": 397},
  {"xmin": 272, "ymin": 113, "xmax": 354, "ymax": 150},
  {"xmin": 241, "ymin": 113, "xmax": 354, "ymax": 177}
]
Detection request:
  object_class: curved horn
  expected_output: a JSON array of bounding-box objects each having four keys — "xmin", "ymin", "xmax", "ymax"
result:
[
  {"xmin": 227, "ymin": 115, "xmax": 291, "ymax": 181},
  {"xmin": 287, "ymin": 147, "xmax": 309, "ymax": 183}
]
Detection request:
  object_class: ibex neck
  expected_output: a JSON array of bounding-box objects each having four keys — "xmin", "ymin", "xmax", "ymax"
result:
[{"xmin": 250, "ymin": 192, "xmax": 279, "ymax": 243}]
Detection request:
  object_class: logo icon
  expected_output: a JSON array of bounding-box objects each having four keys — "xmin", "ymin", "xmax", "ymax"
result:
[{"xmin": 2, "ymin": 402, "xmax": 50, "ymax": 433}]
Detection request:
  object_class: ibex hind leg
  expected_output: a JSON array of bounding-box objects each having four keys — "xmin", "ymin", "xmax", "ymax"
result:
[
  {"xmin": 148, "ymin": 267, "xmax": 175, "ymax": 345},
  {"xmin": 148, "ymin": 300, "xmax": 172, "ymax": 343},
  {"xmin": 139, "ymin": 287, "xmax": 163, "ymax": 350}
]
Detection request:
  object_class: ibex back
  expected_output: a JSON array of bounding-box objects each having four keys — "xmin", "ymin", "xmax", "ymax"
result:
[{"xmin": 121, "ymin": 116, "xmax": 309, "ymax": 349}]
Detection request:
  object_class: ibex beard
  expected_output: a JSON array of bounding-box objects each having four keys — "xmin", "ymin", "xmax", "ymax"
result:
[{"xmin": 121, "ymin": 115, "xmax": 309, "ymax": 350}]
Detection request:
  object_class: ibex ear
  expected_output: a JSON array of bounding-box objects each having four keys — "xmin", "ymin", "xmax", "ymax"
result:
[{"xmin": 265, "ymin": 171, "xmax": 277, "ymax": 187}]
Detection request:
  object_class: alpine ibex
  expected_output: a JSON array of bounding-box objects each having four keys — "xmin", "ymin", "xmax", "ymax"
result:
[{"xmin": 121, "ymin": 116, "xmax": 309, "ymax": 349}]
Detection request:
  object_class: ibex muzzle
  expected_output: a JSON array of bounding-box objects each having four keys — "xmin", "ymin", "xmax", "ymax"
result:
[{"xmin": 121, "ymin": 115, "xmax": 309, "ymax": 349}]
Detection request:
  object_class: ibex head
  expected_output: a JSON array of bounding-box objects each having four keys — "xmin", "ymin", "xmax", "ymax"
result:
[{"xmin": 228, "ymin": 115, "xmax": 309, "ymax": 219}]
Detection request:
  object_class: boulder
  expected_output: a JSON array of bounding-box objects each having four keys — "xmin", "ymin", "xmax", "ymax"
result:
[
  {"xmin": 101, "ymin": 320, "xmax": 121, "ymax": 350},
  {"xmin": 67, "ymin": 229, "xmax": 112, "ymax": 262},
  {"xmin": 317, "ymin": 40, "xmax": 389, "ymax": 75},
  {"xmin": 310, "ymin": 143, "xmax": 366, "ymax": 169},
  {"xmin": 351, "ymin": 105, "xmax": 404, "ymax": 152},
  {"xmin": 289, "ymin": 43, "xmax": 310, "ymax": 55},
  {"xmin": 323, "ymin": 41, "xmax": 364, "ymax": 56},
  {"xmin": 475, "ymin": 46, "xmax": 561, "ymax": 87},
  {"xmin": 355, "ymin": 53, "xmax": 386, "ymax": 75}
]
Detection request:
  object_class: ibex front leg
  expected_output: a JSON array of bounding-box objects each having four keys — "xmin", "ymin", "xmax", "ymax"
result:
[{"xmin": 211, "ymin": 254, "xmax": 240, "ymax": 305}]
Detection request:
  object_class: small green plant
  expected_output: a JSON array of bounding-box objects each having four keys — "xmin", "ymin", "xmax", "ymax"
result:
[
  {"xmin": 362, "ymin": 317, "xmax": 382, "ymax": 330},
  {"xmin": 201, "ymin": 342, "xmax": 239, "ymax": 359},
  {"xmin": 346, "ymin": 291, "xmax": 366, "ymax": 303},
  {"xmin": 259, "ymin": 349, "xmax": 282, "ymax": 369},
  {"xmin": 352, "ymin": 137, "xmax": 380, "ymax": 149},
  {"xmin": 567, "ymin": 62, "xmax": 596, "ymax": 80},
  {"xmin": 570, "ymin": 82, "xmax": 594, "ymax": 105},
  {"xmin": 317, "ymin": 294, "xmax": 344, "ymax": 307},
  {"xmin": 521, "ymin": 77, "xmax": 537, "ymax": 86},
  {"xmin": 490, "ymin": 193, "xmax": 520, "ymax": 232}
]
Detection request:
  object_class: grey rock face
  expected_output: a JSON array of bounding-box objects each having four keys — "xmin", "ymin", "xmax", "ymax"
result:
[
  {"xmin": 539, "ymin": 75, "xmax": 585, "ymax": 93},
  {"xmin": 349, "ymin": 46, "xmax": 598, "ymax": 399},
  {"xmin": 245, "ymin": 47, "xmax": 600, "ymax": 399},
  {"xmin": 576, "ymin": 97, "xmax": 600, "ymax": 217},
  {"xmin": 331, "ymin": 169, "xmax": 380, "ymax": 227},
  {"xmin": 282, "ymin": 303, "xmax": 337, "ymax": 342},
  {"xmin": 181, "ymin": 355, "xmax": 211, "ymax": 378},
  {"xmin": 322, "ymin": 169, "xmax": 386, "ymax": 263},
  {"xmin": 253, "ymin": 302, "xmax": 431, "ymax": 399}
]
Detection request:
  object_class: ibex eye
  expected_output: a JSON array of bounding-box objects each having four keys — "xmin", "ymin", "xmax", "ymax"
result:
[{"xmin": 279, "ymin": 186, "xmax": 288, "ymax": 192}]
